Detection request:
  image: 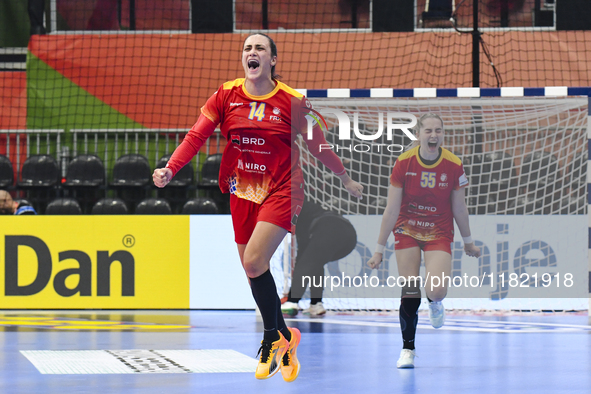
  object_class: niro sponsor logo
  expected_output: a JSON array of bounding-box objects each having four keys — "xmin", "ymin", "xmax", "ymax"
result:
[
  {"xmin": 416, "ymin": 220, "xmax": 435, "ymax": 228},
  {"xmin": 237, "ymin": 159, "xmax": 266, "ymax": 172},
  {"xmin": 230, "ymin": 102, "xmax": 244, "ymax": 107},
  {"xmin": 245, "ymin": 163, "xmax": 266, "ymax": 171}
]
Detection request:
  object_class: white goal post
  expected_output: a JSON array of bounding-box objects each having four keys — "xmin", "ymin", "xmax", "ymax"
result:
[{"xmin": 271, "ymin": 87, "xmax": 590, "ymax": 314}]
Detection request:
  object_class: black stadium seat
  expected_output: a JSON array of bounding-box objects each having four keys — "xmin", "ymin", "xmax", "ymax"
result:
[
  {"xmin": 63, "ymin": 154, "xmax": 106, "ymax": 213},
  {"xmin": 469, "ymin": 152, "xmax": 517, "ymax": 214},
  {"xmin": 198, "ymin": 153, "xmax": 222, "ymax": 189},
  {"xmin": 17, "ymin": 154, "xmax": 60, "ymax": 213},
  {"xmin": 198, "ymin": 153, "xmax": 229, "ymax": 213},
  {"xmin": 91, "ymin": 198, "xmax": 128, "ymax": 215},
  {"xmin": 109, "ymin": 154, "xmax": 151, "ymax": 212},
  {"xmin": 18, "ymin": 154, "xmax": 60, "ymax": 188},
  {"xmin": 64, "ymin": 154, "xmax": 105, "ymax": 187},
  {"xmin": 182, "ymin": 197, "xmax": 219, "ymax": 214},
  {"xmin": 156, "ymin": 154, "xmax": 194, "ymax": 188},
  {"xmin": 135, "ymin": 198, "xmax": 172, "ymax": 215},
  {"xmin": 519, "ymin": 151, "xmax": 558, "ymax": 188},
  {"xmin": 156, "ymin": 154, "xmax": 195, "ymax": 213},
  {"xmin": 45, "ymin": 198, "xmax": 82, "ymax": 215},
  {"xmin": 110, "ymin": 154, "xmax": 151, "ymax": 188},
  {"xmin": 0, "ymin": 155, "xmax": 14, "ymax": 188}
]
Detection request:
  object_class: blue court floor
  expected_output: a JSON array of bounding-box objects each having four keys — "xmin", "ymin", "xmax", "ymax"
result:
[{"xmin": 0, "ymin": 310, "xmax": 590, "ymax": 394}]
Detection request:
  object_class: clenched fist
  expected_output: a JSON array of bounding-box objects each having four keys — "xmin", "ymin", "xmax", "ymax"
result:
[{"xmin": 153, "ymin": 168, "xmax": 173, "ymax": 188}]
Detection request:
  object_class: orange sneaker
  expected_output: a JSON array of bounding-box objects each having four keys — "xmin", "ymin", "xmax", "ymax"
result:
[
  {"xmin": 255, "ymin": 333, "xmax": 288, "ymax": 380},
  {"xmin": 281, "ymin": 327, "xmax": 301, "ymax": 382}
]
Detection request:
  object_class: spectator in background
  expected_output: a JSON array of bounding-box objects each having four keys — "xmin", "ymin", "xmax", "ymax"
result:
[
  {"xmin": 282, "ymin": 199, "xmax": 357, "ymax": 317},
  {"xmin": 86, "ymin": 0, "xmax": 119, "ymax": 30},
  {"xmin": 0, "ymin": 190, "xmax": 37, "ymax": 215},
  {"xmin": 28, "ymin": 0, "xmax": 46, "ymax": 35}
]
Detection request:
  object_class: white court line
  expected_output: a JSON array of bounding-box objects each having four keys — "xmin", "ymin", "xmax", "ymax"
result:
[
  {"xmin": 285, "ymin": 317, "xmax": 591, "ymax": 333},
  {"xmin": 444, "ymin": 318, "xmax": 591, "ymax": 329}
]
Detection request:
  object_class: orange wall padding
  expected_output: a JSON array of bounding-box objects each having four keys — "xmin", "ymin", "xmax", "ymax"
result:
[
  {"xmin": 28, "ymin": 32, "xmax": 591, "ymax": 129},
  {"xmin": 0, "ymin": 71, "xmax": 26, "ymax": 129},
  {"xmin": 0, "ymin": 72, "xmax": 28, "ymax": 181}
]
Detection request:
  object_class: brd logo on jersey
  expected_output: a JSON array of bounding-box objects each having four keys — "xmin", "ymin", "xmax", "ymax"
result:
[
  {"xmin": 410, "ymin": 202, "xmax": 437, "ymax": 212},
  {"xmin": 231, "ymin": 134, "xmax": 240, "ymax": 145},
  {"xmin": 242, "ymin": 137, "xmax": 265, "ymax": 145}
]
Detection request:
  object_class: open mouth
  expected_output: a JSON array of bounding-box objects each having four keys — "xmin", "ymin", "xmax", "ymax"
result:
[
  {"xmin": 248, "ymin": 59, "xmax": 260, "ymax": 70},
  {"xmin": 428, "ymin": 141, "xmax": 438, "ymax": 148}
]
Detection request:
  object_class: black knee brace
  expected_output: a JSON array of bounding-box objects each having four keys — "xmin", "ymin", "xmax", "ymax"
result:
[
  {"xmin": 400, "ymin": 281, "xmax": 421, "ymax": 349},
  {"xmin": 401, "ymin": 279, "xmax": 421, "ymax": 299},
  {"xmin": 400, "ymin": 281, "xmax": 421, "ymax": 328}
]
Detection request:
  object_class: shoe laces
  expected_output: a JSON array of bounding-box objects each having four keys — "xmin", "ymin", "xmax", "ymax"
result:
[
  {"xmin": 282, "ymin": 347, "xmax": 291, "ymax": 366},
  {"xmin": 256, "ymin": 340, "xmax": 273, "ymax": 363}
]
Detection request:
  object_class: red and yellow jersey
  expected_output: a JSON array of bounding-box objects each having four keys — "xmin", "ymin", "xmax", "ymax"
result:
[
  {"xmin": 390, "ymin": 146, "xmax": 469, "ymax": 242},
  {"xmin": 200, "ymin": 78, "xmax": 312, "ymax": 204}
]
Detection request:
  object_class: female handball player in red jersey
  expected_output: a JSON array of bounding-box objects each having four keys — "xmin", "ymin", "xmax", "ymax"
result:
[
  {"xmin": 153, "ymin": 33, "xmax": 363, "ymax": 381},
  {"xmin": 367, "ymin": 113, "xmax": 480, "ymax": 369}
]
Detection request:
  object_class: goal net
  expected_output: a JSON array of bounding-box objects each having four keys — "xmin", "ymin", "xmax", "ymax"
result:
[{"xmin": 272, "ymin": 93, "xmax": 589, "ymax": 313}]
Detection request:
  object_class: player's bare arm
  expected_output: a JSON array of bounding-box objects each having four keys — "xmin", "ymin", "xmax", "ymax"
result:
[
  {"xmin": 451, "ymin": 187, "xmax": 481, "ymax": 258},
  {"xmin": 367, "ymin": 185, "xmax": 404, "ymax": 269}
]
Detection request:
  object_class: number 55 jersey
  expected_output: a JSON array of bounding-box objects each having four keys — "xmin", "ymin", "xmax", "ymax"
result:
[{"xmin": 390, "ymin": 146, "xmax": 469, "ymax": 242}]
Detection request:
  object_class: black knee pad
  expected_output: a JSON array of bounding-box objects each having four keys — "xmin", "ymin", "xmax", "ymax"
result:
[
  {"xmin": 401, "ymin": 280, "xmax": 421, "ymax": 299},
  {"xmin": 400, "ymin": 284, "xmax": 421, "ymax": 332}
]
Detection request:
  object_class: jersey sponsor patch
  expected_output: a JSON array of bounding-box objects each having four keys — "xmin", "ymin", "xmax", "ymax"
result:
[
  {"xmin": 458, "ymin": 172, "xmax": 469, "ymax": 187},
  {"xmin": 291, "ymin": 204, "xmax": 303, "ymax": 226},
  {"xmin": 304, "ymin": 113, "xmax": 318, "ymax": 127}
]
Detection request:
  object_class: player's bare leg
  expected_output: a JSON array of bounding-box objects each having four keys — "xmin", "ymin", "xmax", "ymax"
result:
[
  {"xmin": 238, "ymin": 222, "xmax": 298, "ymax": 380},
  {"xmin": 424, "ymin": 250, "xmax": 452, "ymax": 329}
]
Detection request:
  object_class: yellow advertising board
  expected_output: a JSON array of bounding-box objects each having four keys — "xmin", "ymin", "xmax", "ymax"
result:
[{"xmin": 0, "ymin": 216, "xmax": 190, "ymax": 309}]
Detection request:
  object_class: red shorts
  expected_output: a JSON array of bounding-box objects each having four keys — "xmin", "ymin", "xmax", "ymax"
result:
[
  {"xmin": 230, "ymin": 193, "xmax": 303, "ymax": 244},
  {"xmin": 394, "ymin": 233, "xmax": 452, "ymax": 255}
]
